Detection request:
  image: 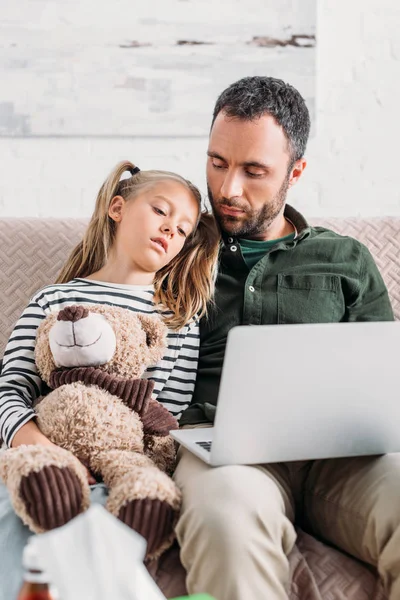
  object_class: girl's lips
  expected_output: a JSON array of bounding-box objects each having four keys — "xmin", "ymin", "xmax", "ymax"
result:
[
  {"xmin": 220, "ymin": 205, "xmax": 245, "ymax": 217},
  {"xmin": 150, "ymin": 238, "xmax": 167, "ymax": 253}
]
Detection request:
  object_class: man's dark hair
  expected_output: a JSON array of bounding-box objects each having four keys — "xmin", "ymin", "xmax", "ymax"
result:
[{"xmin": 212, "ymin": 76, "xmax": 311, "ymax": 165}]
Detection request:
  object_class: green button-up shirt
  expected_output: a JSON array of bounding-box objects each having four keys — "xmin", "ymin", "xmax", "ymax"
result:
[{"xmin": 180, "ymin": 205, "xmax": 394, "ymax": 426}]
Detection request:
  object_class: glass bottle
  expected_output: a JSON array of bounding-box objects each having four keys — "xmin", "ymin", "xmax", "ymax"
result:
[{"xmin": 17, "ymin": 538, "xmax": 58, "ymax": 600}]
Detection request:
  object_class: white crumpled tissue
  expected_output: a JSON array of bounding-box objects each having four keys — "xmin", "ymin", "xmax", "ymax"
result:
[{"xmin": 32, "ymin": 504, "xmax": 167, "ymax": 600}]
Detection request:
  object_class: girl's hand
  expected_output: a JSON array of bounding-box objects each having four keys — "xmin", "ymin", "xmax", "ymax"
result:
[
  {"xmin": 11, "ymin": 420, "xmax": 96, "ymax": 484},
  {"xmin": 11, "ymin": 420, "xmax": 54, "ymax": 448},
  {"xmin": 32, "ymin": 437, "xmax": 97, "ymax": 485},
  {"xmin": 84, "ymin": 467, "xmax": 97, "ymax": 485}
]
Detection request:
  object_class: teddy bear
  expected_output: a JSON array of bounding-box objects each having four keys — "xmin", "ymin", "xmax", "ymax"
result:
[{"xmin": 0, "ymin": 304, "xmax": 182, "ymax": 559}]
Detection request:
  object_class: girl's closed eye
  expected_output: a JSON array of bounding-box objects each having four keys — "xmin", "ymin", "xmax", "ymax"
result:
[{"xmin": 153, "ymin": 206, "xmax": 166, "ymax": 216}]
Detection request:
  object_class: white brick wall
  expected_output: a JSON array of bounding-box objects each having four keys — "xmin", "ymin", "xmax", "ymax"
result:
[
  {"xmin": 0, "ymin": 0, "xmax": 399, "ymax": 218},
  {"xmin": 1, "ymin": 0, "xmax": 315, "ymax": 137}
]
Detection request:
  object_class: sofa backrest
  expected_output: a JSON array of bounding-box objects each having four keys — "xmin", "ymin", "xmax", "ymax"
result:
[{"xmin": 0, "ymin": 216, "xmax": 399, "ymax": 356}]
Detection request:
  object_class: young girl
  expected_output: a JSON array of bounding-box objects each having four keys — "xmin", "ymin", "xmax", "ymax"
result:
[{"xmin": 0, "ymin": 161, "xmax": 220, "ymax": 597}]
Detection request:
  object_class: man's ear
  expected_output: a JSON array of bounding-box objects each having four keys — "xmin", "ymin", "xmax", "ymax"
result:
[
  {"xmin": 108, "ymin": 195, "xmax": 126, "ymax": 222},
  {"xmin": 288, "ymin": 158, "xmax": 307, "ymax": 188},
  {"xmin": 136, "ymin": 314, "xmax": 168, "ymax": 366}
]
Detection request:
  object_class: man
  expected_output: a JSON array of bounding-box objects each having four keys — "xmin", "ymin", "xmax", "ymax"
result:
[{"xmin": 173, "ymin": 76, "xmax": 399, "ymax": 600}]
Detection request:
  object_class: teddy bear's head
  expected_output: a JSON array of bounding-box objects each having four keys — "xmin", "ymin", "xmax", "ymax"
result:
[{"xmin": 35, "ymin": 304, "xmax": 167, "ymax": 385}]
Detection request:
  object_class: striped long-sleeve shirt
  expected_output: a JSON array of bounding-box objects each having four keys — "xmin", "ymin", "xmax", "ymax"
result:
[{"xmin": 0, "ymin": 278, "xmax": 199, "ymax": 447}]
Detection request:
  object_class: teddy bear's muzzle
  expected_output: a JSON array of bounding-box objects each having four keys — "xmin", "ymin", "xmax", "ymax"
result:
[{"xmin": 49, "ymin": 312, "xmax": 117, "ymax": 368}]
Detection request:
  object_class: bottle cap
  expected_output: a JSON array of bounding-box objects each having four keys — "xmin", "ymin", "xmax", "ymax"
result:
[
  {"xmin": 23, "ymin": 537, "xmax": 45, "ymax": 571},
  {"xmin": 22, "ymin": 537, "xmax": 49, "ymax": 584}
]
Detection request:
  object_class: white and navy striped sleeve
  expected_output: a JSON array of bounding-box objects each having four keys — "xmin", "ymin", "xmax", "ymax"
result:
[
  {"xmin": 0, "ymin": 296, "xmax": 46, "ymax": 447},
  {"xmin": 149, "ymin": 320, "xmax": 200, "ymax": 420}
]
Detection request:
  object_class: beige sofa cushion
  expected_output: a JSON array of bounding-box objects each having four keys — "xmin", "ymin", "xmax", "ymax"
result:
[{"xmin": 0, "ymin": 218, "xmax": 87, "ymax": 356}]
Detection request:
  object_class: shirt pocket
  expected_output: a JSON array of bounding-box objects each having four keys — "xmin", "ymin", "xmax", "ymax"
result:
[{"xmin": 277, "ymin": 274, "xmax": 344, "ymax": 324}]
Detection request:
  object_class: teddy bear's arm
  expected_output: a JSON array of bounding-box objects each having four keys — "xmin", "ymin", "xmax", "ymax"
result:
[{"xmin": 141, "ymin": 398, "xmax": 179, "ymax": 436}]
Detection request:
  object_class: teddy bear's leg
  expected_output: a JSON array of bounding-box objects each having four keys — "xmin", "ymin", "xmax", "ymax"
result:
[
  {"xmin": 0, "ymin": 445, "xmax": 90, "ymax": 533},
  {"xmin": 94, "ymin": 450, "xmax": 181, "ymax": 559}
]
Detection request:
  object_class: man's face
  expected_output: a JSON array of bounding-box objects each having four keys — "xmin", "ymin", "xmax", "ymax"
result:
[{"xmin": 206, "ymin": 111, "xmax": 303, "ymax": 239}]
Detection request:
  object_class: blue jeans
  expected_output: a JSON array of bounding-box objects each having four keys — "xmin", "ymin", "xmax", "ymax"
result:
[{"xmin": 0, "ymin": 481, "xmax": 108, "ymax": 600}]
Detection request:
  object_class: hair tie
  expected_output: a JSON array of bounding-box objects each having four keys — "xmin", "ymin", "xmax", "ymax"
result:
[{"xmin": 129, "ymin": 166, "xmax": 140, "ymax": 176}]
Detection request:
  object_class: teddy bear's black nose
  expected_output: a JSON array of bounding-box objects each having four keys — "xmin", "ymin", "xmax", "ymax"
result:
[{"xmin": 57, "ymin": 305, "xmax": 89, "ymax": 323}]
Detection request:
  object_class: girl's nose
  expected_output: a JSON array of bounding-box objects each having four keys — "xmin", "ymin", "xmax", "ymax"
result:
[{"xmin": 161, "ymin": 223, "xmax": 173, "ymax": 236}]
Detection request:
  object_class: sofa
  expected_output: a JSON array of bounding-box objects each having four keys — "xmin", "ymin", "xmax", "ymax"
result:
[{"xmin": 0, "ymin": 216, "xmax": 399, "ymax": 599}]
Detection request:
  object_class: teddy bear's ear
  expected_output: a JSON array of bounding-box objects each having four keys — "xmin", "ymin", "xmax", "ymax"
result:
[
  {"xmin": 35, "ymin": 313, "xmax": 59, "ymax": 384},
  {"xmin": 136, "ymin": 314, "xmax": 167, "ymax": 366}
]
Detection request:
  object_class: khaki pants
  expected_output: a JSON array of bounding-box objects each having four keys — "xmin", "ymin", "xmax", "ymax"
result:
[{"xmin": 174, "ymin": 435, "xmax": 400, "ymax": 600}]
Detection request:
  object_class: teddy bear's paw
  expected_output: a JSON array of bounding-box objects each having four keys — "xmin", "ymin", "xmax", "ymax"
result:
[
  {"xmin": 19, "ymin": 465, "xmax": 86, "ymax": 531},
  {"xmin": 141, "ymin": 398, "xmax": 179, "ymax": 436},
  {"xmin": 119, "ymin": 497, "xmax": 176, "ymax": 558},
  {"xmin": 0, "ymin": 444, "xmax": 90, "ymax": 533}
]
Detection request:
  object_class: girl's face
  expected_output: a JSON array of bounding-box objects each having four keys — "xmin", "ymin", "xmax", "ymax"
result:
[{"xmin": 109, "ymin": 179, "xmax": 199, "ymax": 276}]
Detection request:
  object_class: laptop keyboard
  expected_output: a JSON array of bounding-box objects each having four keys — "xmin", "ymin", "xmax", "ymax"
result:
[{"xmin": 196, "ymin": 441, "xmax": 212, "ymax": 452}]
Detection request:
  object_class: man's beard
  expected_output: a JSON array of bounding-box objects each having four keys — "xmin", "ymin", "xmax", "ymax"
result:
[{"xmin": 208, "ymin": 175, "xmax": 290, "ymax": 239}]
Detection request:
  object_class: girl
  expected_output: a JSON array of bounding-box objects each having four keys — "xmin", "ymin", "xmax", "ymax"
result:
[{"xmin": 0, "ymin": 161, "xmax": 220, "ymax": 598}]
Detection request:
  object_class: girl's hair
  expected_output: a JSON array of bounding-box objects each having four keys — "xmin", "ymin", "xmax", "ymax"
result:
[{"xmin": 56, "ymin": 160, "xmax": 220, "ymax": 330}]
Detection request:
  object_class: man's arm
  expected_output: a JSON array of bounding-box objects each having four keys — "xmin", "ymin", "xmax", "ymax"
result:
[{"xmin": 346, "ymin": 244, "xmax": 394, "ymax": 322}]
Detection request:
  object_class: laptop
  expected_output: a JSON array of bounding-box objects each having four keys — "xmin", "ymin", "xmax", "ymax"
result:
[{"xmin": 171, "ymin": 321, "xmax": 400, "ymax": 466}]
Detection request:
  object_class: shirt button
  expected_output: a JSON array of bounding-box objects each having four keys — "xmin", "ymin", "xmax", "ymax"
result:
[
  {"xmin": 249, "ymin": 285, "xmax": 255, "ymax": 292},
  {"xmin": 227, "ymin": 237, "xmax": 234, "ymax": 243},
  {"xmin": 230, "ymin": 245, "xmax": 237, "ymax": 252}
]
